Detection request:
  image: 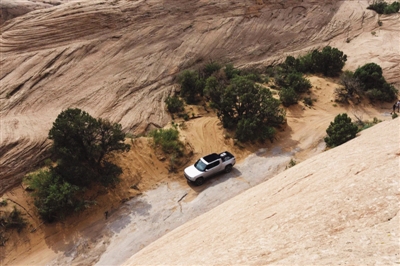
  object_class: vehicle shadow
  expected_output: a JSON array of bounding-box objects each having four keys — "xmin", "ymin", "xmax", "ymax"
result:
[{"xmin": 187, "ymin": 167, "xmax": 243, "ymax": 193}]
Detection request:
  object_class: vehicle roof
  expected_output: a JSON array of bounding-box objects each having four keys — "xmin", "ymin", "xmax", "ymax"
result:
[{"xmin": 203, "ymin": 153, "xmax": 219, "ymax": 163}]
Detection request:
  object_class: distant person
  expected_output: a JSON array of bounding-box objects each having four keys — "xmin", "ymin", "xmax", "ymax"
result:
[{"xmin": 392, "ymin": 100, "xmax": 400, "ymax": 114}]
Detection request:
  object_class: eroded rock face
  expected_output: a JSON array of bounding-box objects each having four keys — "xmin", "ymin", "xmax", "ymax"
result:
[
  {"xmin": 0, "ymin": 0, "xmax": 64, "ymax": 26},
  {"xmin": 127, "ymin": 118, "xmax": 400, "ymax": 265},
  {"xmin": 0, "ymin": 0, "xmax": 399, "ymax": 194}
]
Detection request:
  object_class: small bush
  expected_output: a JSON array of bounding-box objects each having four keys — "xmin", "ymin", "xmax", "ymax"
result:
[
  {"xmin": 4, "ymin": 207, "xmax": 27, "ymax": 232},
  {"xmin": 0, "ymin": 206, "xmax": 27, "ymax": 246},
  {"xmin": 356, "ymin": 117, "xmax": 382, "ymax": 132},
  {"xmin": 165, "ymin": 95, "xmax": 184, "ymax": 113},
  {"xmin": 354, "ymin": 63, "xmax": 397, "ymax": 102},
  {"xmin": 335, "ymin": 70, "xmax": 362, "ymax": 103},
  {"xmin": 282, "ymin": 46, "xmax": 347, "ymax": 77},
  {"xmin": 286, "ymin": 158, "xmax": 297, "ymax": 169},
  {"xmin": 25, "ymin": 170, "xmax": 82, "ymax": 223},
  {"xmin": 149, "ymin": 128, "xmax": 184, "ymax": 157},
  {"xmin": 324, "ymin": 113, "xmax": 358, "ymax": 147},
  {"xmin": 202, "ymin": 61, "xmax": 222, "ymax": 78},
  {"xmin": 279, "ymin": 87, "xmax": 299, "ymax": 107},
  {"xmin": 178, "ymin": 70, "xmax": 205, "ymax": 104},
  {"xmin": 311, "ymin": 46, "xmax": 347, "ymax": 77},
  {"xmin": 286, "ymin": 72, "xmax": 312, "ymax": 93},
  {"xmin": 0, "ymin": 199, "xmax": 7, "ymax": 207},
  {"xmin": 235, "ymin": 117, "xmax": 275, "ymax": 142},
  {"xmin": 224, "ymin": 63, "xmax": 240, "ymax": 80},
  {"xmin": 392, "ymin": 112, "xmax": 398, "ymax": 119},
  {"xmin": 177, "ymin": 112, "xmax": 189, "ymax": 121},
  {"xmin": 367, "ymin": 1, "xmax": 400, "ymax": 14},
  {"xmin": 125, "ymin": 132, "xmax": 135, "ymax": 139},
  {"xmin": 303, "ymin": 97, "xmax": 313, "ymax": 106},
  {"xmin": 275, "ymin": 71, "xmax": 311, "ymax": 93},
  {"xmin": 204, "ymin": 76, "xmax": 223, "ymax": 103}
]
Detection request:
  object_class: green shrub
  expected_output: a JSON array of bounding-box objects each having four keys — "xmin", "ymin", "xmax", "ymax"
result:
[
  {"xmin": 0, "ymin": 206, "xmax": 27, "ymax": 245},
  {"xmin": 286, "ymin": 72, "xmax": 312, "ymax": 93},
  {"xmin": 367, "ymin": 1, "xmax": 400, "ymax": 14},
  {"xmin": 238, "ymin": 68, "xmax": 263, "ymax": 83},
  {"xmin": 296, "ymin": 53, "xmax": 314, "ymax": 73},
  {"xmin": 149, "ymin": 128, "xmax": 184, "ymax": 157},
  {"xmin": 165, "ymin": 95, "xmax": 184, "ymax": 113},
  {"xmin": 335, "ymin": 70, "xmax": 362, "ymax": 103},
  {"xmin": 235, "ymin": 117, "xmax": 275, "ymax": 142},
  {"xmin": 310, "ymin": 46, "xmax": 347, "ymax": 77},
  {"xmin": 178, "ymin": 70, "xmax": 205, "ymax": 104},
  {"xmin": 212, "ymin": 76, "xmax": 285, "ymax": 132},
  {"xmin": 324, "ymin": 113, "xmax": 358, "ymax": 147},
  {"xmin": 287, "ymin": 46, "xmax": 347, "ymax": 77},
  {"xmin": 286, "ymin": 158, "xmax": 297, "ymax": 169},
  {"xmin": 354, "ymin": 63, "xmax": 397, "ymax": 102},
  {"xmin": 25, "ymin": 170, "xmax": 81, "ymax": 223},
  {"xmin": 3, "ymin": 207, "xmax": 27, "ymax": 232},
  {"xmin": 0, "ymin": 199, "xmax": 7, "ymax": 206},
  {"xmin": 224, "ymin": 63, "xmax": 240, "ymax": 80},
  {"xmin": 204, "ymin": 76, "xmax": 224, "ymax": 103},
  {"xmin": 303, "ymin": 97, "xmax": 313, "ymax": 106},
  {"xmin": 279, "ymin": 87, "xmax": 299, "ymax": 107},
  {"xmin": 384, "ymin": 2, "xmax": 400, "ymax": 13},
  {"xmin": 356, "ymin": 117, "xmax": 382, "ymax": 132},
  {"xmin": 202, "ymin": 61, "xmax": 222, "ymax": 78},
  {"xmin": 392, "ymin": 112, "xmax": 398, "ymax": 119},
  {"xmin": 49, "ymin": 108, "xmax": 130, "ymax": 187}
]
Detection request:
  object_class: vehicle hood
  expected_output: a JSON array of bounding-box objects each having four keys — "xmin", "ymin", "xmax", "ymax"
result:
[{"xmin": 184, "ymin": 165, "xmax": 203, "ymax": 180}]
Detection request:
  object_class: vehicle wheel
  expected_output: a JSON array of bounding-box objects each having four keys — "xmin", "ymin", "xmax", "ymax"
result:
[
  {"xmin": 194, "ymin": 177, "xmax": 204, "ymax": 186},
  {"xmin": 225, "ymin": 165, "xmax": 233, "ymax": 173}
]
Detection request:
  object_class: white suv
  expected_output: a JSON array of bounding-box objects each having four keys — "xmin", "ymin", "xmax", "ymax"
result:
[{"xmin": 184, "ymin": 151, "xmax": 236, "ymax": 186}]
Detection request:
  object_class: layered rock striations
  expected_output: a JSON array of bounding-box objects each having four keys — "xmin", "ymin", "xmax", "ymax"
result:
[{"xmin": 1, "ymin": 0, "xmax": 399, "ymax": 194}]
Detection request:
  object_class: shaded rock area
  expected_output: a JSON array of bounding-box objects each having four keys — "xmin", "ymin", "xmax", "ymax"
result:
[
  {"xmin": 127, "ymin": 118, "xmax": 400, "ymax": 265},
  {"xmin": 0, "ymin": 0, "xmax": 68, "ymax": 26},
  {"xmin": 0, "ymin": 0, "xmax": 399, "ymax": 196}
]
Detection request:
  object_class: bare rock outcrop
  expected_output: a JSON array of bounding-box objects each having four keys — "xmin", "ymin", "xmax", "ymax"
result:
[
  {"xmin": 0, "ymin": 0, "xmax": 399, "ymax": 194},
  {"xmin": 127, "ymin": 118, "xmax": 400, "ymax": 265},
  {"xmin": 0, "ymin": 0, "xmax": 63, "ymax": 26}
]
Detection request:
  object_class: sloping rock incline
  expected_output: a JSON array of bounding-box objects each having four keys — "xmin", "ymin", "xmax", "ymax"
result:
[
  {"xmin": 1, "ymin": 0, "xmax": 399, "ymax": 194},
  {"xmin": 127, "ymin": 118, "xmax": 400, "ymax": 265},
  {"xmin": 1, "ymin": 0, "xmax": 51, "ymax": 25}
]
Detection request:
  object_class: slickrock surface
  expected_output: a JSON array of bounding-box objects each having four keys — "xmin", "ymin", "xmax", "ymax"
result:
[
  {"xmin": 0, "ymin": 0, "xmax": 399, "ymax": 198},
  {"xmin": 1, "ymin": 0, "xmax": 51, "ymax": 25},
  {"xmin": 127, "ymin": 118, "xmax": 400, "ymax": 265}
]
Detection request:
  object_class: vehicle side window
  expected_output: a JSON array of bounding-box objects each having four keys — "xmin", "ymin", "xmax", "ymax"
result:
[{"xmin": 207, "ymin": 161, "xmax": 220, "ymax": 169}]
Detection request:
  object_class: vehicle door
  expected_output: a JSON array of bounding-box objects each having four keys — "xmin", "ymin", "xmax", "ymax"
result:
[{"xmin": 204, "ymin": 161, "xmax": 220, "ymax": 177}]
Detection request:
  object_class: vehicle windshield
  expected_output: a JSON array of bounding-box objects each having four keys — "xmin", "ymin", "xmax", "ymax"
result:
[{"xmin": 194, "ymin": 159, "xmax": 207, "ymax": 171}]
